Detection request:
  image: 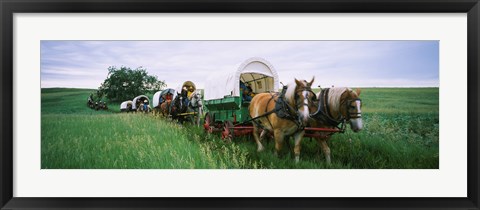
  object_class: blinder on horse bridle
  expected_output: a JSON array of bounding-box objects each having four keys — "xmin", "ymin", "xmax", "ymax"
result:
[
  {"xmin": 269, "ymin": 84, "xmax": 317, "ymax": 130},
  {"xmin": 310, "ymin": 88, "xmax": 362, "ymax": 131},
  {"xmin": 294, "ymin": 86, "xmax": 317, "ymax": 109},
  {"xmin": 189, "ymin": 93, "xmax": 202, "ymax": 109},
  {"xmin": 346, "ymin": 98, "xmax": 362, "ymax": 120}
]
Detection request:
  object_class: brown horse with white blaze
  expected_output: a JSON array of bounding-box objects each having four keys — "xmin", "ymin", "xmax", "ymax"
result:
[
  {"xmin": 309, "ymin": 87, "xmax": 363, "ymax": 164},
  {"xmin": 249, "ymin": 78, "xmax": 317, "ymax": 163}
]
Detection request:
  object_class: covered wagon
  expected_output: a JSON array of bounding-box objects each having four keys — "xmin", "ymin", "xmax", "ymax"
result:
[
  {"xmin": 120, "ymin": 100, "xmax": 133, "ymax": 112},
  {"xmin": 179, "ymin": 81, "xmax": 196, "ymax": 99},
  {"xmin": 152, "ymin": 88, "xmax": 177, "ymax": 116},
  {"xmin": 132, "ymin": 95, "xmax": 150, "ymax": 112},
  {"xmin": 152, "ymin": 88, "xmax": 177, "ymax": 108},
  {"xmin": 173, "ymin": 81, "xmax": 203, "ymax": 124},
  {"xmin": 203, "ymin": 57, "xmax": 279, "ymax": 139}
]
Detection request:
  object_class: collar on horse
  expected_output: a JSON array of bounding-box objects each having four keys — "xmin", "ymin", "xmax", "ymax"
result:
[
  {"xmin": 246, "ymin": 85, "xmax": 315, "ymax": 130},
  {"xmin": 310, "ymin": 88, "xmax": 362, "ymax": 131},
  {"xmin": 310, "ymin": 88, "xmax": 346, "ymax": 130},
  {"xmin": 274, "ymin": 85, "xmax": 315, "ymax": 129}
]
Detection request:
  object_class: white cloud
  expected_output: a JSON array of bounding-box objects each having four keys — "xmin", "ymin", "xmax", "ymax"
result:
[{"xmin": 41, "ymin": 41, "xmax": 439, "ymax": 89}]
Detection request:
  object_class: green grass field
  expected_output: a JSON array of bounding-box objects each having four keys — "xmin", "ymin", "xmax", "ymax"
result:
[{"xmin": 41, "ymin": 87, "xmax": 439, "ymax": 169}]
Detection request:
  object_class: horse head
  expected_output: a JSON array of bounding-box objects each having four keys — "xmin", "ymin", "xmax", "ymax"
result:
[
  {"xmin": 343, "ymin": 88, "xmax": 362, "ymax": 132},
  {"xmin": 311, "ymin": 87, "xmax": 363, "ymax": 132},
  {"xmin": 189, "ymin": 91, "xmax": 202, "ymax": 108},
  {"xmin": 173, "ymin": 95, "xmax": 187, "ymax": 115},
  {"xmin": 287, "ymin": 77, "xmax": 316, "ymax": 123},
  {"xmin": 324, "ymin": 88, "xmax": 363, "ymax": 132}
]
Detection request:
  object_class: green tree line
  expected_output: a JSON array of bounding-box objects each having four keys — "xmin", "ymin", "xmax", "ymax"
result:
[{"xmin": 98, "ymin": 66, "xmax": 166, "ymax": 102}]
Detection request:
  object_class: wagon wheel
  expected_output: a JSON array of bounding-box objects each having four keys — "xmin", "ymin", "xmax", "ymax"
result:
[
  {"xmin": 203, "ymin": 112, "xmax": 213, "ymax": 133},
  {"xmin": 221, "ymin": 120, "xmax": 233, "ymax": 143}
]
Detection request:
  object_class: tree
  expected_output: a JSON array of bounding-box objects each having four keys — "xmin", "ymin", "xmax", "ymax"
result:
[{"xmin": 98, "ymin": 66, "xmax": 166, "ymax": 102}]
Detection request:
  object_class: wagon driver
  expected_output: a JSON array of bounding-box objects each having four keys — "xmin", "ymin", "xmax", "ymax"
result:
[
  {"xmin": 240, "ymin": 81, "xmax": 255, "ymax": 101},
  {"xmin": 143, "ymin": 99, "xmax": 149, "ymax": 111},
  {"xmin": 187, "ymin": 86, "xmax": 194, "ymax": 98}
]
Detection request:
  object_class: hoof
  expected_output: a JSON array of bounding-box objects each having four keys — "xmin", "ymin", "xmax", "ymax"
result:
[{"xmin": 257, "ymin": 145, "xmax": 265, "ymax": 152}]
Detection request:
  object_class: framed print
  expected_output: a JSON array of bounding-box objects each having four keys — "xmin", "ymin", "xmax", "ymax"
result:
[{"xmin": 1, "ymin": 0, "xmax": 479, "ymax": 209}]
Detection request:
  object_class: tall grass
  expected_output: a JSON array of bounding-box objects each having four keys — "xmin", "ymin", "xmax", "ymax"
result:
[{"xmin": 41, "ymin": 87, "xmax": 439, "ymax": 169}]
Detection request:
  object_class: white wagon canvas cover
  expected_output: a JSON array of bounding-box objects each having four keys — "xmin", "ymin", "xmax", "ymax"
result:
[
  {"xmin": 204, "ymin": 57, "xmax": 280, "ymax": 100},
  {"xmin": 132, "ymin": 95, "xmax": 150, "ymax": 110},
  {"xmin": 152, "ymin": 89, "xmax": 177, "ymax": 108},
  {"xmin": 152, "ymin": 91, "xmax": 162, "ymax": 108},
  {"xmin": 120, "ymin": 100, "xmax": 133, "ymax": 110}
]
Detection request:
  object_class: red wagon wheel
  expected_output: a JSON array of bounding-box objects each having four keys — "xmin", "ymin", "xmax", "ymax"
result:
[
  {"xmin": 221, "ymin": 120, "xmax": 233, "ymax": 143},
  {"xmin": 203, "ymin": 112, "xmax": 213, "ymax": 133}
]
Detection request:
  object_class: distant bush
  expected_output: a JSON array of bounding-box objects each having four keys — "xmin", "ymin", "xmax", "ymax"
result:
[{"xmin": 98, "ymin": 66, "xmax": 166, "ymax": 102}]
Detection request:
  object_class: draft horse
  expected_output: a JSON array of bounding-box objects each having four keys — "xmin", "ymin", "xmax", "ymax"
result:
[
  {"xmin": 160, "ymin": 100, "xmax": 174, "ymax": 117},
  {"xmin": 188, "ymin": 90, "xmax": 203, "ymax": 126},
  {"xmin": 158, "ymin": 89, "xmax": 176, "ymax": 117},
  {"xmin": 308, "ymin": 87, "xmax": 363, "ymax": 164},
  {"xmin": 249, "ymin": 77, "xmax": 316, "ymax": 163},
  {"xmin": 171, "ymin": 87, "xmax": 192, "ymax": 123}
]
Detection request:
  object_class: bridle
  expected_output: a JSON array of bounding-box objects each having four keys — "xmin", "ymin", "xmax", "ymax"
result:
[
  {"xmin": 189, "ymin": 93, "xmax": 202, "ymax": 109},
  {"xmin": 346, "ymin": 98, "xmax": 362, "ymax": 120},
  {"xmin": 294, "ymin": 86, "xmax": 317, "ymax": 110},
  {"xmin": 310, "ymin": 88, "xmax": 362, "ymax": 131}
]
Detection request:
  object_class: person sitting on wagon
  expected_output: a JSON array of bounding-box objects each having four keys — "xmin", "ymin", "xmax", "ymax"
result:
[
  {"xmin": 187, "ymin": 87, "xmax": 194, "ymax": 98},
  {"xmin": 240, "ymin": 81, "xmax": 254, "ymax": 102},
  {"xmin": 165, "ymin": 93, "xmax": 172, "ymax": 101},
  {"xmin": 143, "ymin": 100, "xmax": 149, "ymax": 111}
]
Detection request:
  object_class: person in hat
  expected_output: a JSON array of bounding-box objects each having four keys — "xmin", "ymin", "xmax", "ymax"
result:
[
  {"xmin": 240, "ymin": 81, "xmax": 254, "ymax": 102},
  {"xmin": 143, "ymin": 99, "xmax": 149, "ymax": 112},
  {"xmin": 187, "ymin": 86, "xmax": 194, "ymax": 98}
]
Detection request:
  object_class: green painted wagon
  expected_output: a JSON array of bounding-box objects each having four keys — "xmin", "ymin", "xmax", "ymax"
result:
[{"xmin": 202, "ymin": 57, "xmax": 280, "ymax": 140}]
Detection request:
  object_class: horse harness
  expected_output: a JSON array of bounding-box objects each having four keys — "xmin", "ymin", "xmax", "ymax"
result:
[
  {"xmin": 188, "ymin": 94, "xmax": 201, "ymax": 109},
  {"xmin": 250, "ymin": 85, "xmax": 316, "ymax": 131},
  {"xmin": 310, "ymin": 88, "xmax": 362, "ymax": 132}
]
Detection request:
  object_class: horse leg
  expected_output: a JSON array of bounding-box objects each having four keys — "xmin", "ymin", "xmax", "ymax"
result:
[
  {"xmin": 273, "ymin": 129, "xmax": 284, "ymax": 157},
  {"xmin": 260, "ymin": 129, "xmax": 268, "ymax": 140},
  {"xmin": 252, "ymin": 125, "xmax": 264, "ymax": 152},
  {"xmin": 196, "ymin": 107, "xmax": 203, "ymax": 126},
  {"xmin": 317, "ymin": 137, "xmax": 331, "ymax": 165},
  {"xmin": 293, "ymin": 131, "xmax": 305, "ymax": 163}
]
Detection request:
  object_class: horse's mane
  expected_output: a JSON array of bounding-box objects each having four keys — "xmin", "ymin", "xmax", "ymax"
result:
[
  {"xmin": 326, "ymin": 87, "xmax": 350, "ymax": 114},
  {"xmin": 193, "ymin": 89, "xmax": 201, "ymax": 97},
  {"xmin": 284, "ymin": 81, "xmax": 300, "ymax": 104}
]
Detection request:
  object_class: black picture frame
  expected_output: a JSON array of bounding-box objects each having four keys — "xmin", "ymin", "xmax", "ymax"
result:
[{"xmin": 1, "ymin": 0, "xmax": 479, "ymax": 209}]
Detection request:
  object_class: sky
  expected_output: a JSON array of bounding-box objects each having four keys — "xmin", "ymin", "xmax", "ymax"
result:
[{"xmin": 41, "ymin": 41, "xmax": 439, "ymax": 89}]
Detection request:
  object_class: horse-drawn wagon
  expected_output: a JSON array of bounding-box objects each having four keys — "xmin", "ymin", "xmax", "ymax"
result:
[
  {"xmin": 171, "ymin": 81, "xmax": 203, "ymax": 125},
  {"xmin": 152, "ymin": 88, "xmax": 176, "ymax": 116},
  {"xmin": 87, "ymin": 93, "xmax": 108, "ymax": 110},
  {"xmin": 202, "ymin": 57, "xmax": 281, "ymax": 140},
  {"xmin": 132, "ymin": 95, "xmax": 150, "ymax": 112},
  {"xmin": 155, "ymin": 88, "xmax": 177, "ymax": 117},
  {"xmin": 120, "ymin": 100, "xmax": 133, "ymax": 112},
  {"xmin": 202, "ymin": 57, "xmax": 363, "ymax": 163}
]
